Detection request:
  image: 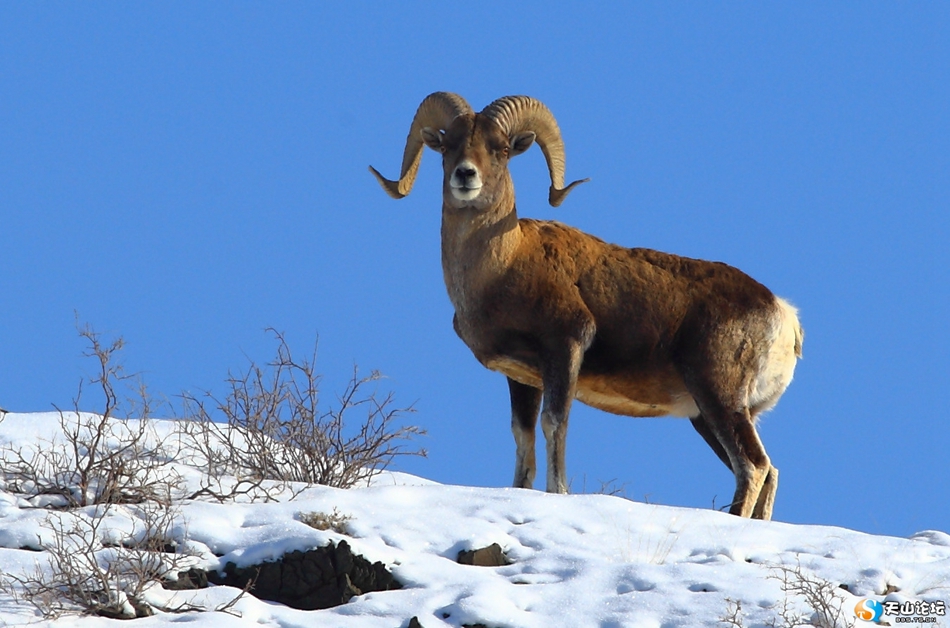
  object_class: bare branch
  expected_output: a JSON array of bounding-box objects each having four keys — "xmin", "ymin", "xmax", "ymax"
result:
[
  {"xmin": 769, "ymin": 561, "xmax": 854, "ymax": 628},
  {"xmin": 0, "ymin": 501, "xmax": 194, "ymax": 619},
  {"xmin": 1, "ymin": 323, "xmax": 183, "ymax": 509},
  {"xmin": 177, "ymin": 329, "xmax": 425, "ymax": 499}
]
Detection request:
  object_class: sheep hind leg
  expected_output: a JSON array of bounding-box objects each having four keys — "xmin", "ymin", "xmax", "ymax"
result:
[
  {"xmin": 698, "ymin": 405, "xmax": 773, "ymax": 519},
  {"xmin": 691, "ymin": 413, "xmax": 777, "ymax": 518},
  {"xmin": 689, "ymin": 415, "xmax": 734, "ymax": 473},
  {"xmin": 727, "ymin": 415, "xmax": 773, "ymax": 519},
  {"xmin": 509, "ymin": 378, "xmax": 542, "ymax": 489},
  {"xmin": 752, "ymin": 464, "xmax": 778, "ymax": 520}
]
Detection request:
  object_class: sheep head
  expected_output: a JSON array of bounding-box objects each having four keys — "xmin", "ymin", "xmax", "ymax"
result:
[{"xmin": 370, "ymin": 93, "xmax": 588, "ymax": 209}]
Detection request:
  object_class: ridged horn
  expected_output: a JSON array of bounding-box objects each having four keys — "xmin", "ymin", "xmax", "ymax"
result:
[
  {"xmin": 481, "ymin": 96, "xmax": 589, "ymax": 207},
  {"xmin": 369, "ymin": 92, "xmax": 473, "ymax": 199}
]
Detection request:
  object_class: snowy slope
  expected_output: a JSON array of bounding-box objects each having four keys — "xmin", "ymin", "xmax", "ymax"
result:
[{"xmin": 0, "ymin": 412, "xmax": 948, "ymax": 628}]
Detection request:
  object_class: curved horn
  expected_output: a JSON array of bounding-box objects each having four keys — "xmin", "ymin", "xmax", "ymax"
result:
[
  {"xmin": 481, "ymin": 96, "xmax": 589, "ymax": 207},
  {"xmin": 369, "ymin": 92, "xmax": 473, "ymax": 199}
]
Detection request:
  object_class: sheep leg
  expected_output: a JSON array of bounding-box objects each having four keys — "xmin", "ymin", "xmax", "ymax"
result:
[
  {"xmin": 690, "ymin": 396, "xmax": 772, "ymax": 518},
  {"xmin": 689, "ymin": 415, "xmax": 734, "ymax": 472},
  {"xmin": 508, "ymin": 377, "xmax": 542, "ymax": 489},
  {"xmin": 720, "ymin": 413, "xmax": 772, "ymax": 519},
  {"xmin": 692, "ymin": 412, "xmax": 776, "ymax": 519},
  {"xmin": 540, "ymin": 342, "xmax": 584, "ymax": 494},
  {"xmin": 752, "ymin": 464, "xmax": 779, "ymax": 520}
]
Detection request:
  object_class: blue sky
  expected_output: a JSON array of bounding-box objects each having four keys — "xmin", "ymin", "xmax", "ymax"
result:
[{"xmin": 2, "ymin": 4, "xmax": 947, "ymax": 538}]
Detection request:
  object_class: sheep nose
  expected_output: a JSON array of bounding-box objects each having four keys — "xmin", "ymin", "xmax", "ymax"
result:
[{"xmin": 456, "ymin": 165, "xmax": 477, "ymax": 181}]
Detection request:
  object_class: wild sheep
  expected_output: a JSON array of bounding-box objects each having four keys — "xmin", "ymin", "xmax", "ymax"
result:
[{"xmin": 370, "ymin": 92, "xmax": 803, "ymax": 520}]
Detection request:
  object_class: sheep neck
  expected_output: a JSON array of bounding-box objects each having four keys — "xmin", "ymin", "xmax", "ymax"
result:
[{"xmin": 440, "ymin": 198, "xmax": 522, "ymax": 319}]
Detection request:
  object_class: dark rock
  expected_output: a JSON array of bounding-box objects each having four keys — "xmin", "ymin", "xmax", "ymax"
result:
[
  {"xmin": 122, "ymin": 539, "xmax": 178, "ymax": 554},
  {"xmin": 128, "ymin": 595, "xmax": 155, "ymax": 618},
  {"xmin": 208, "ymin": 540, "xmax": 401, "ymax": 611},
  {"xmin": 96, "ymin": 594, "xmax": 153, "ymax": 619},
  {"xmin": 457, "ymin": 543, "xmax": 510, "ymax": 567},
  {"xmin": 163, "ymin": 567, "xmax": 209, "ymax": 590}
]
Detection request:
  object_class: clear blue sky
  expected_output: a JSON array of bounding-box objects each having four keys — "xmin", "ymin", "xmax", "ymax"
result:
[{"xmin": 2, "ymin": 4, "xmax": 947, "ymax": 538}]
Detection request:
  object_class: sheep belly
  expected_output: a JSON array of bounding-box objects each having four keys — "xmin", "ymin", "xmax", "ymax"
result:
[
  {"xmin": 576, "ymin": 380, "xmax": 699, "ymax": 418},
  {"xmin": 486, "ymin": 356, "xmax": 700, "ymax": 419}
]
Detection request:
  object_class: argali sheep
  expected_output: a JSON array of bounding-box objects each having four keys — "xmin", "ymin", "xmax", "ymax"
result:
[{"xmin": 370, "ymin": 92, "xmax": 803, "ymax": 520}]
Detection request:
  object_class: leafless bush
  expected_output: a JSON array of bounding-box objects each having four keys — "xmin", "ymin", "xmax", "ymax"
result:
[
  {"xmin": 178, "ymin": 329, "xmax": 425, "ymax": 499},
  {"xmin": 0, "ymin": 323, "xmax": 182, "ymax": 508},
  {"xmin": 0, "ymin": 323, "xmax": 423, "ymax": 617},
  {"xmin": 769, "ymin": 562, "xmax": 854, "ymax": 628},
  {"xmin": 574, "ymin": 475, "xmax": 629, "ymax": 497},
  {"xmin": 720, "ymin": 561, "xmax": 855, "ymax": 628},
  {"xmin": 720, "ymin": 598, "xmax": 746, "ymax": 627},
  {"xmin": 0, "ymin": 500, "xmax": 194, "ymax": 619},
  {"xmin": 0, "ymin": 323, "xmax": 197, "ymax": 617}
]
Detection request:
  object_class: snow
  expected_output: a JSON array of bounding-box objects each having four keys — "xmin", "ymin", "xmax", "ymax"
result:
[{"xmin": 1, "ymin": 412, "xmax": 948, "ymax": 627}]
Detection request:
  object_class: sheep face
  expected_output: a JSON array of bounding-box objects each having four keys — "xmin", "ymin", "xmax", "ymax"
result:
[{"xmin": 421, "ymin": 114, "xmax": 536, "ymax": 212}]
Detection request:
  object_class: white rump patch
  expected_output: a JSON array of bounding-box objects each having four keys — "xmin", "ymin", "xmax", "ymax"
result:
[{"xmin": 750, "ymin": 297, "xmax": 802, "ymax": 415}]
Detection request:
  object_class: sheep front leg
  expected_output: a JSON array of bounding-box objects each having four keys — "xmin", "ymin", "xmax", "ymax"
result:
[
  {"xmin": 540, "ymin": 341, "xmax": 585, "ymax": 494},
  {"xmin": 509, "ymin": 378, "xmax": 542, "ymax": 489}
]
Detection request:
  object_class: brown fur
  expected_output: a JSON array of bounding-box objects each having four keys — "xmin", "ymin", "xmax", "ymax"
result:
[{"xmin": 373, "ymin": 96, "xmax": 803, "ymax": 519}]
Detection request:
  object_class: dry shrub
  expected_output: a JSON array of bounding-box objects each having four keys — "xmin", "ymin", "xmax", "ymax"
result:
[
  {"xmin": 0, "ymin": 322, "xmax": 423, "ymax": 618},
  {"xmin": 769, "ymin": 561, "xmax": 854, "ymax": 628},
  {"xmin": 299, "ymin": 508, "xmax": 352, "ymax": 534},
  {"xmin": 720, "ymin": 561, "xmax": 855, "ymax": 628},
  {"xmin": 0, "ymin": 501, "xmax": 193, "ymax": 619},
  {"xmin": 178, "ymin": 329, "xmax": 425, "ymax": 499},
  {"xmin": 0, "ymin": 323, "xmax": 180, "ymax": 508}
]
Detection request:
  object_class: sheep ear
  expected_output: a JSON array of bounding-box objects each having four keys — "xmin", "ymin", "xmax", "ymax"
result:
[
  {"xmin": 421, "ymin": 127, "xmax": 444, "ymax": 151},
  {"xmin": 510, "ymin": 131, "xmax": 536, "ymax": 157}
]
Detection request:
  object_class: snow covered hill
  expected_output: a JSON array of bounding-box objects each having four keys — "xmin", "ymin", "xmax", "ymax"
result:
[{"xmin": 0, "ymin": 412, "xmax": 947, "ymax": 627}]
